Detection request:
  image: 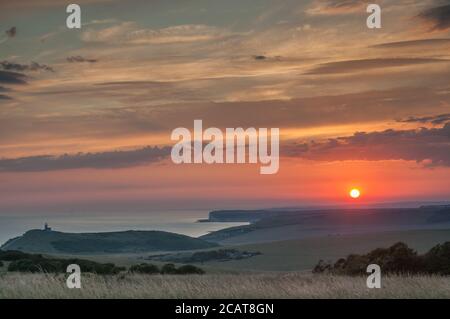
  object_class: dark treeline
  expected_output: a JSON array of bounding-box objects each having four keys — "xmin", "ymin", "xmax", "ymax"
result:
[
  {"xmin": 0, "ymin": 250, "xmax": 204, "ymax": 275},
  {"xmin": 313, "ymin": 241, "xmax": 450, "ymax": 275}
]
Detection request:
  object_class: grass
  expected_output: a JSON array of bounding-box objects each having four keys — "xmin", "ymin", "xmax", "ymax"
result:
[{"xmin": 1, "ymin": 272, "xmax": 450, "ymax": 299}]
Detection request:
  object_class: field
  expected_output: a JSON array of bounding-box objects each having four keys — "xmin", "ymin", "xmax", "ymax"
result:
[
  {"xmin": 203, "ymin": 229, "xmax": 450, "ymax": 271},
  {"xmin": 7, "ymin": 228, "xmax": 449, "ymax": 273},
  {"xmin": 1, "ymin": 272, "xmax": 450, "ymax": 299}
]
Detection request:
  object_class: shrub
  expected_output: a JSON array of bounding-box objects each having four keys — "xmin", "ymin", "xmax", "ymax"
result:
[
  {"xmin": 424, "ymin": 242, "xmax": 450, "ymax": 275},
  {"xmin": 176, "ymin": 264, "xmax": 205, "ymax": 275},
  {"xmin": 0, "ymin": 250, "xmax": 32, "ymax": 261},
  {"xmin": 3, "ymin": 250, "xmax": 124, "ymax": 274},
  {"xmin": 129, "ymin": 263, "xmax": 160, "ymax": 274},
  {"xmin": 313, "ymin": 241, "xmax": 450, "ymax": 276},
  {"xmin": 161, "ymin": 263, "xmax": 178, "ymax": 274},
  {"xmin": 8, "ymin": 258, "xmax": 63, "ymax": 273},
  {"xmin": 312, "ymin": 260, "xmax": 332, "ymax": 274}
]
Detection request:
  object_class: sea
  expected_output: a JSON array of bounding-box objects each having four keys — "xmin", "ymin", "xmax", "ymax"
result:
[{"xmin": 0, "ymin": 211, "xmax": 248, "ymax": 246}]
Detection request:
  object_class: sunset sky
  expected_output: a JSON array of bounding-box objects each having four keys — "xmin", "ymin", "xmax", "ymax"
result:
[{"xmin": 0, "ymin": 0, "xmax": 449, "ymax": 213}]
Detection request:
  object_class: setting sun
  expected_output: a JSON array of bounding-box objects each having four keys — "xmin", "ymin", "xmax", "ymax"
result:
[{"xmin": 350, "ymin": 188, "xmax": 361, "ymax": 199}]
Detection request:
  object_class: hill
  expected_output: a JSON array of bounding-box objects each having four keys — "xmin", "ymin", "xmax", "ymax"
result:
[
  {"xmin": 201, "ymin": 205, "xmax": 450, "ymax": 244},
  {"xmin": 0, "ymin": 229, "xmax": 218, "ymax": 254}
]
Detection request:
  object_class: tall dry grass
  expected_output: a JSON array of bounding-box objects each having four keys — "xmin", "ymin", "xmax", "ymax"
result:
[{"xmin": 1, "ymin": 272, "xmax": 450, "ymax": 299}]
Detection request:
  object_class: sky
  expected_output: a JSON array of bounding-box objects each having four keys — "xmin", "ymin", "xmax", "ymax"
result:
[{"xmin": 0, "ymin": 0, "xmax": 449, "ymax": 213}]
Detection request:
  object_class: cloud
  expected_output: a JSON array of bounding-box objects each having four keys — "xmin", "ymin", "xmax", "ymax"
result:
[
  {"xmin": 252, "ymin": 55, "xmax": 282, "ymax": 61},
  {"xmin": 0, "ymin": 0, "xmax": 116, "ymax": 10},
  {"xmin": 284, "ymin": 123, "xmax": 450, "ymax": 167},
  {"xmin": 371, "ymin": 38, "xmax": 450, "ymax": 49},
  {"xmin": 306, "ymin": 0, "xmax": 370, "ymax": 15},
  {"xmin": 253, "ymin": 55, "xmax": 267, "ymax": 60},
  {"xmin": 5, "ymin": 27, "xmax": 16, "ymax": 38},
  {"xmin": 81, "ymin": 22, "xmax": 231, "ymax": 45},
  {"xmin": 0, "ymin": 70, "xmax": 27, "ymax": 84},
  {"xmin": 398, "ymin": 113, "xmax": 450, "ymax": 125},
  {"xmin": 304, "ymin": 58, "xmax": 448, "ymax": 74},
  {"xmin": 0, "ymin": 27, "xmax": 16, "ymax": 44},
  {"xmin": 0, "ymin": 61, "xmax": 54, "ymax": 72},
  {"xmin": 418, "ymin": 3, "xmax": 450, "ymax": 31},
  {"xmin": 0, "ymin": 86, "xmax": 11, "ymax": 100},
  {"xmin": 67, "ymin": 56, "xmax": 98, "ymax": 63},
  {"xmin": 0, "ymin": 146, "xmax": 171, "ymax": 172}
]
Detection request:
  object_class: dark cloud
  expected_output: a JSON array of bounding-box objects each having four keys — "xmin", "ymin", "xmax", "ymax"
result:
[
  {"xmin": 371, "ymin": 38, "xmax": 450, "ymax": 49},
  {"xmin": 305, "ymin": 58, "xmax": 448, "ymax": 74},
  {"xmin": 398, "ymin": 113, "xmax": 450, "ymax": 125},
  {"xmin": 0, "ymin": 146, "xmax": 171, "ymax": 172},
  {"xmin": 418, "ymin": 3, "xmax": 450, "ymax": 31},
  {"xmin": 5, "ymin": 27, "xmax": 16, "ymax": 38},
  {"xmin": 0, "ymin": 70, "xmax": 27, "ymax": 84},
  {"xmin": 66, "ymin": 56, "xmax": 98, "ymax": 63},
  {"xmin": 0, "ymin": 61, "xmax": 54, "ymax": 72},
  {"xmin": 253, "ymin": 55, "xmax": 267, "ymax": 60},
  {"xmin": 284, "ymin": 124, "xmax": 450, "ymax": 167},
  {"xmin": 252, "ymin": 55, "xmax": 282, "ymax": 61}
]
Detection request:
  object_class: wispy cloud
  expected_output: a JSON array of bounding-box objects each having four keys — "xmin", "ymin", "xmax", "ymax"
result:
[
  {"xmin": 0, "ymin": 61, "xmax": 54, "ymax": 72},
  {"xmin": 284, "ymin": 123, "xmax": 450, "ymax": 167},
  {"xmin": 304, "ymin": 58, "xmax": 449, "ymax": 74},
  {"xmin": 371, "ymin": 38, "xmax": 450, "ymax": 49},
  {"xmin": 398, "ymin": 113, "xmax": 450, "ymax": 125},
  {"xmin": 306, "ymin": 0, "xmax": 370, "ymax": 15},
  {"xmin": 0, "ymin": 27, "xmax": 16, "ymax": 44},
  {"xmin": 81, "ymin": 22, "xmax": 233, "ymax": 45},
  {"xmin": 67, "ymin": 56, "xmax": 98, "ymax": 63},
  {"xmin": 0, "ymin": 146, "xmax": 171, "ymax": 172}
]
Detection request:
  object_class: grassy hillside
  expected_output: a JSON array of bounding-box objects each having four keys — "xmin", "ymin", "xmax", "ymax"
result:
[
  {"xmin": 0, "ymin": 229, "xmax": 218, "ymax": 254},
  {"xmin": 201, "ymin": 206, "xmax": 450, "ymax": 244},
  {"xmin": 1, "ymin": 272, "xmax": 449, "ymax": 298},
  {"xmin": 199, "ymin": 229, "xmax": 450, "ymax": 271}
]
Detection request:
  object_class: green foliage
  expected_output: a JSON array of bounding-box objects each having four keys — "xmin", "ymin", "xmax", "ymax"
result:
[
  {"xmin": 424, "ymin": 242, "xmax": 450, "ymax": 275},
  {"xmin": 129, "ymin": 263, "xmax": 160, "ymax": 274},
  {"xmin": 313, "ymin": 241, "xmax": 450, "ymax": 276},
  {"xmin": 176, "ymin": 264, "xmax": 205, "ymax": 275},
  {"xmin": 161, "ymin": 263, "xmax": 178, "ymax": 274},
  {"xmin": 0, "ymin": 249, "xmax": 203, "ymax": 275},
  {"xmin": 1, "ymin": 250, "xmax": 124, "ymax": 274},
  {"xmin": 129, "ymin": 263, "xmax": 204, "ymax": 275},
  {"xmin": 0, "ymin": 250, "xmax": 31, "ymax": 261},
  {"xmin": 127, "ymin": 263, "xmax": 205, "ymax": 275}
]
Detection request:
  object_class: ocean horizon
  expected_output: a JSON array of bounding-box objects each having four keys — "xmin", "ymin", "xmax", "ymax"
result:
[{"xmin": 0, "ymin": 211, "xmax": 248, "ymax": 246}]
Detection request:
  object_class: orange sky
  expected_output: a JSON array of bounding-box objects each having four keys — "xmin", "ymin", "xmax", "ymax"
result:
[{"xmin": 0, "ymin": 0, "xmax": 449, "ymax": 212}]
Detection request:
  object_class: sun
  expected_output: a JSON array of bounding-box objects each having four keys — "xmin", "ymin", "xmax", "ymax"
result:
[{"xmin": 349, "ymin": 188, "xmax": 361, "ymax": 199}]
